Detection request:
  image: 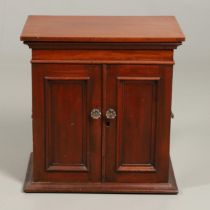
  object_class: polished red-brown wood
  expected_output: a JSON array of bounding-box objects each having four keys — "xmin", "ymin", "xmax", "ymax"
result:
[
  {"xmin": 104, "ymin": 65, "xmax": 172, "ymax": 183},
  {"xmin": 20, "ymin": 16, "xmax": 185, "ymax": 193},
  {"xmin": 32, "ymin": 64, "xmax": 102, "ymax": 182},
  {"xmin": 20, "ymin": 16, "xmax": 185, "ymax": 43},
  {"xmin": 24, "ymin": 153, "xmax": 178, "ymax": 193}
]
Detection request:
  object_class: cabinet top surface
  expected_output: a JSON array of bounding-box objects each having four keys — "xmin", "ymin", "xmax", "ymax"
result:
[{"xmin": 20, "ymin": 16, "xmax": 185, "ymax": 43}]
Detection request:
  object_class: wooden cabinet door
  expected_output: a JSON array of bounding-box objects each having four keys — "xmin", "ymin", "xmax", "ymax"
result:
[
  {"xmin": 104, "ymin": 64, "xmax": 172, "ymax": 183},
  {"xmin": 32, "ymin": 64, "xmax": 102, "ymax": 182}
]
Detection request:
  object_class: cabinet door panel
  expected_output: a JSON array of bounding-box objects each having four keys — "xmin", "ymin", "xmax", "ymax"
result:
[
  {"xmin": 116, "ymin": 77, "xmax": 159, "ymax": 172},
  {"xmin": 45, "ymin": 77, "xmax": 89, "ymax": 172},
  {"xmin": 32, "ymin": 64, "xmax": 101, "ymax": 182},
  {"xmin": 104, "ymin": 65, "xmax": 172, "ymax": 183}
]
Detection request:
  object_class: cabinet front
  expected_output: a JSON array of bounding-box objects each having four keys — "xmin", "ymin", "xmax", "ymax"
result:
[
  {"xmin": 32, "ymin": 63, "xmax": 172, "ymax": 184},
  {"xmin": 104, "ymin": 64, "xmax": 172, "ymax": 183},
  {"xmin": 32, "ymin": 64, "xmax": 102, "ymax": 182}
]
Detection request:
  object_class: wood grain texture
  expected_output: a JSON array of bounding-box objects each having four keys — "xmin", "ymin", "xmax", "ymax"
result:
[
  {"xmin": 44, "ymin": 76, "xmax": 90, "ymax": 172},
  {"xmin": 20, "ymin": 16, "xmax": 185, "ymax": 193},
  {"xmin": 104, "ymin": 65, "xmax": 172, "ymax": 183},
  {"xmin": 24, "ymin": 42, "xmax": 182, "ymax": 50},
  {"xmin": 32, "ymin": 64, "xmax": 102, "ymax": 182},
  {"xmin": 116, "ymin": 76, "xmax": 159, "ymax": 173},
  {"xmin": 32, "ymin": 49, "xmax": 174, "ymax": 62},
  {"xmin": 20, "ymin": 16, "xmax": 185, "ymax": 42},
  {"xmin": 24, "ymin": 153, "xmax": 178, "ymax": 193}
]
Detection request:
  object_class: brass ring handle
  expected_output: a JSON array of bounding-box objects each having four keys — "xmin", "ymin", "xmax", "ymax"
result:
[
  {"xmin": 90, "ymin": 108, "xmax": 101, "ymax": 119},
  {"xmin": 106, "ymin": 108, "xmax": 117, "ymax": 119}
]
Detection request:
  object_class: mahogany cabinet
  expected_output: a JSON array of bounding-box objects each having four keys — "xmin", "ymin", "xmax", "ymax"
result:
[{"xmin": 20, "ymin": 16, "xmax": 185, "ymax": 193}]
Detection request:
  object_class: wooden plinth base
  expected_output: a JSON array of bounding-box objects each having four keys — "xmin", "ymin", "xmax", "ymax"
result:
[{"xmin": 23, "ymin": 153, "xmax": 178, "ymax": 194}]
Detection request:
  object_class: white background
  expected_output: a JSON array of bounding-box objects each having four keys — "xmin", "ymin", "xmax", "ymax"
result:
[{"xmin": 0, "ymin": 0, "xmax": 210, "ymax": 209}]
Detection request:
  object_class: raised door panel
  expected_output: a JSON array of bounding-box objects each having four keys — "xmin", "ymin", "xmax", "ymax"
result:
[
  {"xmin": 104, "ymin": 64, "xmax": 172, "ymax": 183},
  {"xmin": 116, "ymin": 77, "xmax": 159, "ymax": 172},
  {"xmin": 32, "ymin": 64, "xmax": 102, "ymax": 182},
  {"xmin": 45, "ymin": 77, "xmax": 89, "ymax": 172}
]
